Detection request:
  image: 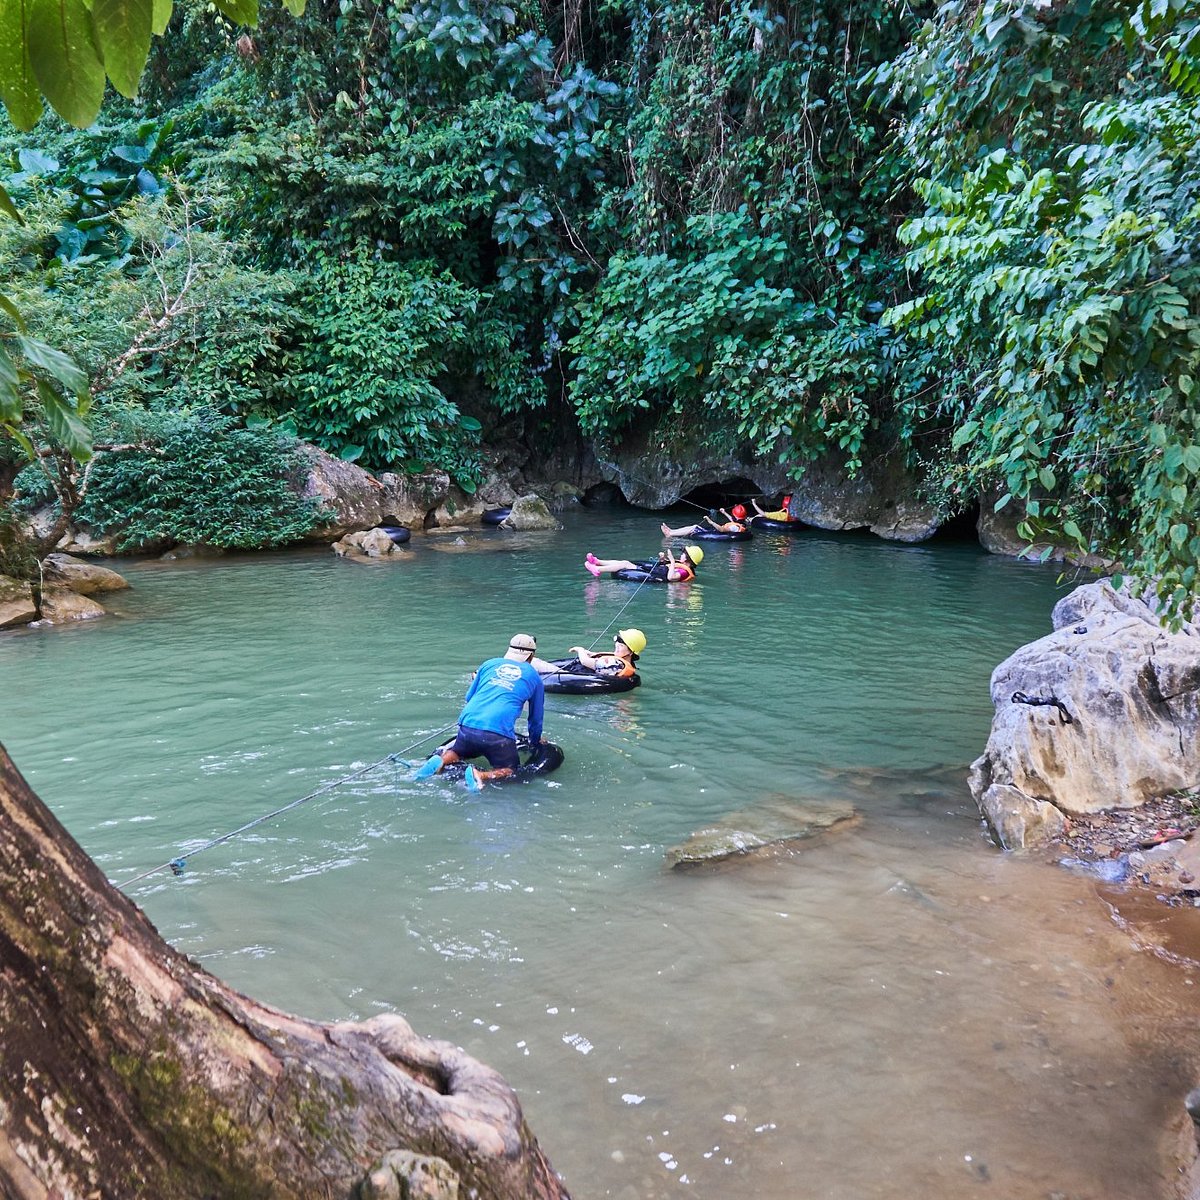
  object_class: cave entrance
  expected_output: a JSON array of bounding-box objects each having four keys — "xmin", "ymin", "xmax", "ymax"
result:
[
  {"xmin": 680, "ymin": 477, "xmax": 761, "ymax": 512},
  {"xmin": 929, "ymin": 500, "xmax": 981, "ymax": 544}
]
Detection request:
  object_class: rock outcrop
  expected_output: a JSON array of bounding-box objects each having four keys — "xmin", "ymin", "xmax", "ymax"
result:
[
  {"xmin": 501, "ymin": 494, "xmax": 562, "ymax": 531},
  {"xmin": 0, "ymin": 576, "xmax": 37, "ymax": 629},
  {"xmin": 970, "ymin": 579, "xmax": 1200, "ymax": 849},
  {"xmin": 43, "ymin": 553, "xmax": 131, "ymax": 595},
  {"xmin": 333, "ymin": 528, "xmax": 410, "ymax": 559}
]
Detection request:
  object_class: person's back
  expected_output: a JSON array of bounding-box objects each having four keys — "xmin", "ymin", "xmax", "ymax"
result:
[{"xmin": 459, "ymin": 656, "xmax": 544, "ymax": 739}]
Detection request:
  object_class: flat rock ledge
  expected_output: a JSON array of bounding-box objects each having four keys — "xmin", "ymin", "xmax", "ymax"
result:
[
  {"xmin": 970, "ymin": 578, "xmax": 1200, "ymax": 849},
  {"xmin": 665, "ymin": 796, "xmax": 860, "ymax": 869}
]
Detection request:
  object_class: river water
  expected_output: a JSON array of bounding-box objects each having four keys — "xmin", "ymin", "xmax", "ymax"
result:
[{"xmin": 3, "ymin": 509, "xmax": 1199, "ymax": 1199}]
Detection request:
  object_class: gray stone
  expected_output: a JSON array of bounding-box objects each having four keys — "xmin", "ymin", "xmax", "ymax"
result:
[
  {"xmin": 332, "ymin": 528, "xmax": 407, "ymax": 559},
  {"xmin": 0, "ymin": 575, "xmax": 37, "ymax": 629},
  {"xmin": 501, "ymin": 494, "xmax": 562, "ymax": 531},
  {"xmin": 360, "ymin": 1150, "xmax": 459, "ymax": 1200},
  {"xmin": 969, "ymin": 577, "xmax": 1200, "ymax": 848},
  {"xmin": 665, "ymin": 796, "xmax": 860, "ymax": 868},
  {"xmin": 379, "ymin": 468, "xmax": 452, "ymax": 526},
  {"xmin": 43, "ymin": 554, "xmax": 130, "ymax": 595},
  {"xmin": 977, "ymin": 490, "xmax": 1113, "ymax": 567}
]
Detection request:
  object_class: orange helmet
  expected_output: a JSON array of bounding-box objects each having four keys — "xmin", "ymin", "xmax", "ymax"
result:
[{"xmin": 731, "ymin": 504, "xmax": 747, "ymax": 519}]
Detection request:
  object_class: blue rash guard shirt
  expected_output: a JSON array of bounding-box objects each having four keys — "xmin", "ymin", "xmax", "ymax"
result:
[{"xmin": 457, "ymin": 657, "xmax": 545, "ymax": 744}]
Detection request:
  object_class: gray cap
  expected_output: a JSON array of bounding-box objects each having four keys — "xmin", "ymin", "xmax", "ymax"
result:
[{"xmin": 505, "ymin": 632, "xmax": 537, "ymax": 659}]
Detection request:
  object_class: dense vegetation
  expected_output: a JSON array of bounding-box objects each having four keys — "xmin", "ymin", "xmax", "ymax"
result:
[{"xmin": 0, "ymin": 0, "xmax": 1198, "ymax": 615}]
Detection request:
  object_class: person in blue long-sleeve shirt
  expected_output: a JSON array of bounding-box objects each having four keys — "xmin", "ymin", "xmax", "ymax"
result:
[{"xmin": 414, "ymin": 633, "xmax": 545, "ymax": 791}]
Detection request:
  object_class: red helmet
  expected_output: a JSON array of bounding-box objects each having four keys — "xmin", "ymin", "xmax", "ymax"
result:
[
  {"xmin": 731, "ymin": 504, "xmax": 747, "ymax": 519},
  {"xmin": 782, "ymin": 495, "xmax": 792, "ymax": 508}
]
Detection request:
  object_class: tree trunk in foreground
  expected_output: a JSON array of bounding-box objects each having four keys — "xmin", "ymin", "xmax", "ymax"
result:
[{"xmin": 0, "ymin": 743, "xmax": 570, "ymax": 1200}]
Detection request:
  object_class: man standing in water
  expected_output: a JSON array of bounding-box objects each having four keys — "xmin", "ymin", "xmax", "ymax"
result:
[{"xmin": 414, "ymin": 633, "xmax": 545, "ymax": 792}]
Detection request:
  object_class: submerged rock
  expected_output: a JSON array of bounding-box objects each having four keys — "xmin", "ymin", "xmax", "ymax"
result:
[
  {"xmin": 970, "ymin": 578, "xmax": 1200, "ymax": 849},
  {"xmin": 333, "ymin": 528, "xmax": 408, "ymax": 559},
  {"xmin": 665, "ymin": 796, "xmax": 860, "ymax": 869}
]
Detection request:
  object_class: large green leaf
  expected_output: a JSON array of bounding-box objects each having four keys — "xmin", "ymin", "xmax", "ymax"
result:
[
  {"xmin": 28, "ymin": 0, "xmax": 105, "ymax": 128},
  {"xmin": 0, "ymin": 0, "xmax": 43, "ymax": 130},
  {"xmin": 0, "ymin": 292, "xmax": 27, "ymax": 328},
  {"xmin": 212, "ymin": 0, "xmax": 256, "ymax": 25},
  {"xmin": 16, "ymin": 335, "xmax": 88, "ymax": 394},
  {"xmin": 0, "ymin": 184, "xmax": 22, "ymax": 223},
  {"xmin": 281, "ymin": 0, "xmax": 304, "ymax": 13},
  {"xmin": 149, "ymin": 0, "xmax": 168, "ymax": 32},
  {"xmin": 92, "ymin": 0, "xmax": 151, "ymax": 98},
  {"xmin": 37, "ymin": 379, "xmax": 92, "ymax": 462}
]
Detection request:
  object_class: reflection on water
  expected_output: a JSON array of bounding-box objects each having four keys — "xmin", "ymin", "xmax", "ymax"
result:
[{"xmin": 2, "ymin": 511, "xmax": 1199, "ymax": 1199}]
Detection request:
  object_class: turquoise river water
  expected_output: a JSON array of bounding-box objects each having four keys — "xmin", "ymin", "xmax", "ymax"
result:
[{"xmin": 3, "ymin": 508, "xmax": 1200, "ymax": 1199}]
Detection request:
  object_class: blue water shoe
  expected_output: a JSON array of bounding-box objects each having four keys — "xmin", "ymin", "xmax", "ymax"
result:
[
  {"xmin": 414, "ymin": 753, "xmax": 443, "ymax": 781},
  {"xmin": 464, "ymin": 765, "xmax": 484, "ymax": 793}
]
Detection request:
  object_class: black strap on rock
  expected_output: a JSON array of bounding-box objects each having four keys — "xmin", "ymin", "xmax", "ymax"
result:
[{"xmin": 1011, "ymin": 691, "xmax": 1074, "ymax": 725}]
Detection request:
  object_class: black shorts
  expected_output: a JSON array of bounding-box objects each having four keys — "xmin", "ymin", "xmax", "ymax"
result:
[{"xmin": 450, "ymin": 725, "xmax": 520, "ymax": 770}]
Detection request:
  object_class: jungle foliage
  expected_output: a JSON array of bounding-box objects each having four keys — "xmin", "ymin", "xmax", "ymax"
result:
[{"xmin": 0, "ymin": 0, "xmax": 1198, "ymax": 613}]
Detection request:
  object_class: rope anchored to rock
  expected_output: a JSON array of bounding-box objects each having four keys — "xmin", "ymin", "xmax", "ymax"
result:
[{"xmin": 1011, "ymin": 691, "xmax": 1074, "ymax": 725}]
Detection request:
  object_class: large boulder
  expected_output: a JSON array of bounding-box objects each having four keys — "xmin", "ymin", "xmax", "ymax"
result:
[
  {"xmin": 788, "ymin": 453, "xmax": 940, "ymax": 542},
  {"xmin": 35, "ymin": 586, "xmax": 106, "ymax": 624},
  {"xmin": 0, "ymin": 576, "xmax": 37, "ymax": 629},
  {"xmin": 43, "ymin": 553, "xmax": 130, "ymax": 595},
  {"xmin": 303, "ymin": 447, "xmax": 453, "ymax": 539},
  {"xmin": 501, "ymin": 494, "xmax": 562, "ymax": 531},
  {"xmin": 970, "ymin": 579, "xmax": 1200, "ymax": 848}
]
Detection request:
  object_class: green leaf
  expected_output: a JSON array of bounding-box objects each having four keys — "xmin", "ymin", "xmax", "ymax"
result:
[
  {"xmin": 0, "ymin": 292, "xmax": 27, "ymax": 329},
  {"xmin": 339, "ymin": 443, "xmax": 364, "ymax": 462},
  {"xmin": 149, "ymin": 0, "xmax": 168, "ymax": 33},
  {"xmin": 459, "ymin": 414, "xmax": 482, "ymax": 432},
  {"xmin": 16, "ymin": 335, "xmax": 88, "ymax": 394},
  {"xmin": 92, "ymin": 0, "xmax": 151, "ymax": 98},
  {"xmin": 29, "ymin": 0, "xmax": 106, "ymax": 128},
  {"xmin": 1037, "ymin": 466, "xmax": 1055, "ymax": 491},
  {"xmin": 993, "ymin": 492, "xmax": 1012, "ymax": 512},
  {"xmin": 0, "ymin": 183, "xmax": 23, "ymax": 223},
  {"xmin": 0, "ymin": 0, "xmax": 44, "ymax": 130},
  {"xmin": 37, "ymin": 379, "xmax": 92, "ymax": 463},
  {"xmin": 281, "ymin": 0, "xmax": 304, "ymax": 13},
  {"xmin": 212, "ymin": 0, "xmax": 256, "ymax": 25}
]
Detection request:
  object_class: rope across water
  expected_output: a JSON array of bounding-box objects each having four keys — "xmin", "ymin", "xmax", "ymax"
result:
[{"xmin": 114, "ymin": 724, "xmax": 456, "ymax": 889}]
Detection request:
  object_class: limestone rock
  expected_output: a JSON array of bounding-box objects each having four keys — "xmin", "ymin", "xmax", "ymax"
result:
[
  {"xmin": 379, "ymin": 468, "xmax": 452, "ymax": 526},
  {"xmin": 969, "ymin": 578, "xmax": 1200, "ymax": 848},
  {"xmin": 159, "ymin": 544, "xmax": 227, "ymax": 561},
  {"xmin": 977, "ymin": 490, "xmax": 1112, "ymax": 568},
  {"xmin": 429, "ymin": 483, "xmax": 488, "ymax": 528},
  {"xmin": 57, "ymin": 527, "xmax": 121, "ymax": 556},
  {"xmin": 43, "ymin": 553, "xmax": 130, "ymax": 595},
  {"xmin": 35, "ymin": 586, "xmax": 106, "ymax": 624},
  {"xmin": 333, "ymin": 528, "xmax": 406, "ymax": 559},
  {"xmin": 501, "ymin": 494, "xmax": 562, "ymax": 531},
  {"xmin": 0, "ymin": 576, "xmax": 37, "ymax": 629},
  {"xmin": 303, "ymin": 446, "xmax": 390, "ymax": 539},
  {"xmin": 665, "ymin": 796, "xmax": 860, "ymax": 869},
  {"xmin": 361, "ymin": 1150, "xmax": 460, "ymax": 1200},
  {"xmin": 787, "ymin": 454, "xmax": 939, "ymax": 543}
]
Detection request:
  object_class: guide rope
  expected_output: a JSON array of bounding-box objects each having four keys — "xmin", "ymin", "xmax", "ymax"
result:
[
  {"xmin": 585, "ymin": 570, "xmax": 657, "ymax": 650},
  {"xmin": 114, "ymin": 723, "xmax": 457, "ymax": 890}
]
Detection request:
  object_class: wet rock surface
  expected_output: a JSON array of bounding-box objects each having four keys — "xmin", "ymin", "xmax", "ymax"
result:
[{"xmin": 665, "ymin": 795, "xmax": 861, "ymax": 869}]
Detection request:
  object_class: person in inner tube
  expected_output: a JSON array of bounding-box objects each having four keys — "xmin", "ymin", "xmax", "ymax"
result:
[
  {"xmin": 660, "ymin": 505, "xmax": 748, "ymax": 537},
  {"xmin": 750, "ymin": 495, "xmax": 796, "ymax": 522},
  {"xmin": 584, "ymin": 545, "xmax": 702, "ymax": 581},
  {"xmin": 413, "ymin": 633, "xmax": 545, "ymax": 792},
  {"xmin": 558, "ymin": 627, "xmax": 646, "ymax": 679}
]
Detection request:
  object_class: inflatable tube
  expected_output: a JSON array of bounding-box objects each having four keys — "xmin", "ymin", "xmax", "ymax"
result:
[
  {"xmin": 380, "ymin": 525, "xmax": 411, "ymax": 544},
  {"xmin": 540, "ymin": 657, "xmax": 642, "ymax": 695},
  {"xmin": 613, "ymin": 568, "xmax": 659, "ymax": 583},
  {"xmin": 749, "ymin": 516, "xmax": 802, "ymax": 533},
  {"xmin": 434, "ymin": 735, "xmax": 564, "ymax": 782},
  {"xmin": 481, "ymin": 508, "xmax": 511, "ymax": 526},
  {"xmin": 690, "ymin": 525, "xmax": 752, "ymax": 542}
]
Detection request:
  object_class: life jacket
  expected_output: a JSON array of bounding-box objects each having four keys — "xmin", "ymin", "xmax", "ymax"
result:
[
  {"xmin": 671, "ymin": 562, "xmax": 695, "ymax": 582},
  {"xmin": 594, "ymin": 653, "xmax": 637, "ymax": 678}
]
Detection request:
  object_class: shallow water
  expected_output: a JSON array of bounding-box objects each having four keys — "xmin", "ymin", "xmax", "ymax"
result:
[{"xmin": 3, "ymin": 510, "xmax": 1199, "ymax": 1199}]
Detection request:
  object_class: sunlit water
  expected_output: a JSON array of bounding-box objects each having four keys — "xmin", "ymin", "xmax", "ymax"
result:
[{"xmin": 3, "ymin": 509, "xmax": 1199, "ymax": 1199}]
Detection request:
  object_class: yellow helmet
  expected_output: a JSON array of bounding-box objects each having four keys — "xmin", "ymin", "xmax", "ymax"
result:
[
  {"xmin": 684, "ymin": 545, "xmax": 704, "ymax": 565},
  {"xmin": 617, "ymin": 627, "xmax": 647, "ymax": 655}
]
